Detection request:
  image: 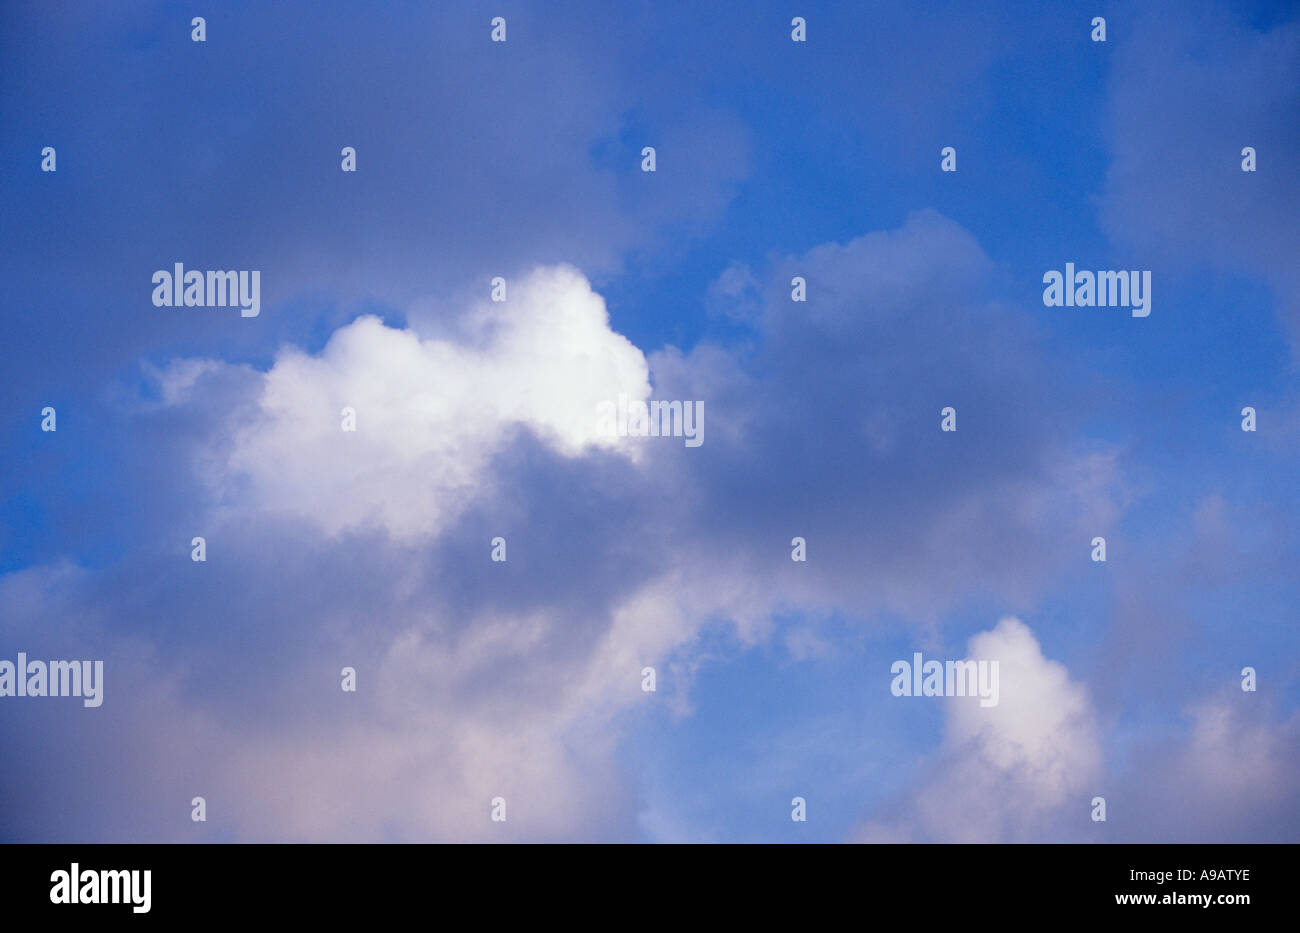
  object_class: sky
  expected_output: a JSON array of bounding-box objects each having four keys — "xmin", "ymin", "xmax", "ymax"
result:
[{"xmin": 1, "ymin": 0, "xmax": 1298, "ymax": 843}]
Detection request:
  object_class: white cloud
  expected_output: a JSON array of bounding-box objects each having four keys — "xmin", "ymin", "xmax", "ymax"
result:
[
  {"xmin": 857, "ymin": 617, "xmax": 1101, "ymax": 843},
  {"xmin": 186, "ymin": 265, "xmax": 650, "ymax": 540}
]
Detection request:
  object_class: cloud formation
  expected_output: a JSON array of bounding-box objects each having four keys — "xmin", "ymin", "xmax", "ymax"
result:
[
  {"xmin": 189, "ymin": 265, "xmax": 649, "ymax": 540},
  {"xmin": 855, "ymin": 617, "xmax": 1102, "ymax": 843}
]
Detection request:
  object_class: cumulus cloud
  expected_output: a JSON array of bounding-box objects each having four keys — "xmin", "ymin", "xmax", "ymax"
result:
[
  {"xmin": 853, "ymin": 618, "xmax": 1300, "ymax": 844},
  {"xmin": 855, "ymin": 618, "xmax": 1102, "ymax": 843},
  {"xmin": 182, "ymin": 265, "xmax": 650, "ymax": 540}
]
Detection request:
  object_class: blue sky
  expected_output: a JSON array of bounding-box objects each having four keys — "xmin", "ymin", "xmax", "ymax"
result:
[{"xmin": 1, "ymin": 0, "xmax": 1298, "ymax": 842}]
